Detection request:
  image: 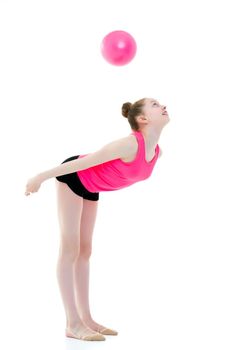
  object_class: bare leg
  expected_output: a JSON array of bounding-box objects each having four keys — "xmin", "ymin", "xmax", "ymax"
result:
[
  {"xmin": 74, "ymin": 198, "xmax": 118, "ymax": 335},
  {"xmin": 74, "ymin": 198, "xmax": 98, "ymax": 321},
  {"xmin": 55, "ymin": 179, "xmax": 105, "ymax": 341}
]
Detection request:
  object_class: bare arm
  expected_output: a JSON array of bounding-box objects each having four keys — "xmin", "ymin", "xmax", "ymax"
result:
[{"xmin": 38, "ymin": 136, "xmax": 135, "ymax": 182}]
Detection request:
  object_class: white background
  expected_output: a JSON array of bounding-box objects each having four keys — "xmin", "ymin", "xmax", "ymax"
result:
[{"xmin": 0, "ymin": 0, "xmax": 233, "ymax": 349}]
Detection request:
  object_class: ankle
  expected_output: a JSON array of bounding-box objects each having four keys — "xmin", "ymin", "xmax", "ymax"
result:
[
  {"xmin": 66, "ymin": 318, "xmax": 83, "ymax": 329},
  {"xmin": 81, "ymin": 315, "xmax": 93, "ymax": 323}
]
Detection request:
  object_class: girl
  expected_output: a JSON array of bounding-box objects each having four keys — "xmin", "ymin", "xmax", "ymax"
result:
[{"xmin": 25, "ymin": 97, "xmax": 170, "ymax": 341}]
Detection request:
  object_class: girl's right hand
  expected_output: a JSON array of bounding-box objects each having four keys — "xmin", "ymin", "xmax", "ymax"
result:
[{"xmin": 25, "ymin": 175, "xmax": 43, "ymax": 196}]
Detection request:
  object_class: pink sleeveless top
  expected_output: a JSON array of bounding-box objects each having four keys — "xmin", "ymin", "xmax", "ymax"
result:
[{"xmin": 76, "ymin": 130, "xmax": 160, "ymax": 193}]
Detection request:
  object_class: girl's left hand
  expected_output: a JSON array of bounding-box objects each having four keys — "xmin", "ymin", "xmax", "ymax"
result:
[{"xmin": 25, "ymin": 175, "xmax": 43, "ymax": 196}]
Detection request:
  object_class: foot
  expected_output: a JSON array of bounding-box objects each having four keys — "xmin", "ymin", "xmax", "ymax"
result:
[
  {"xmin": 82, "ymin": 318, "xmax": 118, "ymax": 336},
  {"xmin": 65, "ymin": 323, "xmax": 105, "ymax": 341}
]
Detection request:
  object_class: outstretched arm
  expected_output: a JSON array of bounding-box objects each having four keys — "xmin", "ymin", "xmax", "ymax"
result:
[
  {"xmin": 39, "ymin": 136, "xmax": 134, "ymax": 181},
  {"xmin": 25, "ymin": 135, "xmax": 134, "ymax": 196}
]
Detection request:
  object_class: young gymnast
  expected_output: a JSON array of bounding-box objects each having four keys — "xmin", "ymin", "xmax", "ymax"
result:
[{"xmin": 25, "ymin": 97, "xmax": 170, "ymax": 341}]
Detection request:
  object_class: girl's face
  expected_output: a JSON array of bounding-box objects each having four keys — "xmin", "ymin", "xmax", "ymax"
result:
[{"xmin": 143, "ymin": 98, "xmax": 169, "ymax": 122}]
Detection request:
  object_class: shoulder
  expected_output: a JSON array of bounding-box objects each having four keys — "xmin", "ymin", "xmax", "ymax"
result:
[
  {"xmin": 110, "ymin": 134, "xmax": 137, "ymax": 151},
  {"xmin": 127, "ymin": 133, "xmax": 138, "ymax": 147},
  {"xmin": 125, "ymin": 134, "xmax": 138, "ymax": 153},
  {"xmin": 75, "ymin": 135, "xmax": 136, "ymax": 170},
  {"xmin": 98, "ymin": 134, "xmax": 137, "ymax": 160},
  {"xmin": 110, "ymin": 134, "xmax": 138, "ymax": 160}
]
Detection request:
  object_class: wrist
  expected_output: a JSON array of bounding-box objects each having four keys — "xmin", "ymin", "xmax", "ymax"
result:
[{"xmin": 37, "ymin": 172, "xmax": 47, "ymax": 182}]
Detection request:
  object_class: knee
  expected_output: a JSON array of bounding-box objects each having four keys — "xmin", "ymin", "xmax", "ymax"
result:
[
  {"xmin": 59, "ymin": 241, "xmax": 80, "ymax": 262},
  {"xmin": 79, "ymin": 243, "xmax": 92, "ymax": 259}
]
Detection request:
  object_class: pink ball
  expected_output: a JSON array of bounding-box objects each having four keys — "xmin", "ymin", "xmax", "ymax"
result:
[{"xmin": 101, "ymin": 30, "xmax": 137, "ymax": 66}]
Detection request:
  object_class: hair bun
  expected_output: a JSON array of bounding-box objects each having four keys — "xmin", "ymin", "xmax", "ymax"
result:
[{"xmin": 122, "ymin": 102, "xmax": 132, "ymax": 118}]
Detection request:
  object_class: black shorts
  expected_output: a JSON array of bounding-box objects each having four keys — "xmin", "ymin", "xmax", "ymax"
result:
[{"xmin": 55, "ymin": 155, "xmax": 99, "ymax": 201}]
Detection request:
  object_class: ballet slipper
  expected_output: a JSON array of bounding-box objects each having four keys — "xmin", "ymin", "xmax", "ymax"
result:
[
  {"xmin": 96, "ymin": 326, "xmax": 118, "ymax": 335},
  {"xmin": 65, "ymin": 327, "xmax": 106, "ymax": 341}
]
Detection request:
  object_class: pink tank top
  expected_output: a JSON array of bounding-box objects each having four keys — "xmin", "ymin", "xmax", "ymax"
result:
[{"xmin": 77, "ymin": 130, "xmax": 160, "ymax": 193}]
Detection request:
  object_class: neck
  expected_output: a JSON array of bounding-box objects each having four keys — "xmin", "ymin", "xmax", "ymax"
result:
[{"xmin": 138, "ymin": 127, "xmax": 162, "ymax": 149}]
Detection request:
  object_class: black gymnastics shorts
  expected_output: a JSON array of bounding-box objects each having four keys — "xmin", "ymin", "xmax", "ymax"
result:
[{"xmin": 55, "ymin": 155, "xmax": 99, "ymax": 201}]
